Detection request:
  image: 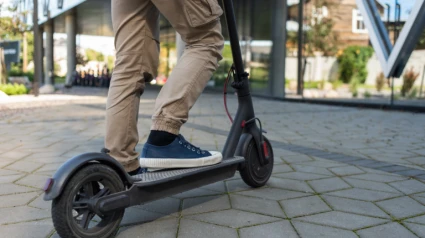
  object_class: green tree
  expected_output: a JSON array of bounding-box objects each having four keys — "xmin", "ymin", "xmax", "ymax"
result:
[
  {"xmin": 85, "ymin": 48, "xmax": 105, "ymax": 62},
  {"xmin": 304, "ymin": 0, "xmax": 338, "ymax": 56},
  {"xmin": 0, "ymin": 3, "xmax": 32, "ymax": 72}
]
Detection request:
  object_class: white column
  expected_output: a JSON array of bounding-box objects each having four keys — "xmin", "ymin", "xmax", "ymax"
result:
[
  {"xmin": 65, "ymin": 11, "xmax": 76, "ymax": 87},
  {"xmin": 39, "ymin": 20, "xmax": 55, "ymax": 93}
]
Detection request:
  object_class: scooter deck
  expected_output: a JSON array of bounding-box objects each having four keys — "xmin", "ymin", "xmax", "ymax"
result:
[
  {"xmin": 132, "ymin": 157, "xmax": 245, "ymax": 186},
  {"xmin": 97, "ymin": 157, "xmax": 245, "ymax": 214}
]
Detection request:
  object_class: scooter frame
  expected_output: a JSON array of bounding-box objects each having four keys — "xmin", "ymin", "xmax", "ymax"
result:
[{"xmin": 44, "ymin": 0, "xmax": 273, "ymax": 236}]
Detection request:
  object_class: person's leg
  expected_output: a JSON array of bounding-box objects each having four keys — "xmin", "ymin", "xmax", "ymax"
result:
[
  {"xmin": 140, "ymin": 0, "xmax": 225, "ymax": 169},
  {"xmin": 150, "ymin": 0, "xmax": 224, "ymax": 135},
  {"xmin": 105, "ymin": 0, "xmax": 160, "ymax": 172}
]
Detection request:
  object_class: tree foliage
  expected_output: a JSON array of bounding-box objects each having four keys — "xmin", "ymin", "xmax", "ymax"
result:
[
  {"xmin": 85, "ymin": 48, "xmax": 105, "ymax": 62},
  {"xmin": 0, "ymin": 4, "xmax": 31, "ymax": 39},
  {"xmin": 304, "ymin": 0, "xmax": 338, "ymax": 56}
]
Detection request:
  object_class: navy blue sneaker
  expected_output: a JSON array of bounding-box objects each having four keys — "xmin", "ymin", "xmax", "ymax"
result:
[{"xmin": 140, "ymin": 135, "xmax": 222, "ymax": 169}]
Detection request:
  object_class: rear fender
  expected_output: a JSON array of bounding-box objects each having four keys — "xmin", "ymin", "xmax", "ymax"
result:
[{"xmin": 43, "ymin": 152, "xmax": 137, "ymax": 201}]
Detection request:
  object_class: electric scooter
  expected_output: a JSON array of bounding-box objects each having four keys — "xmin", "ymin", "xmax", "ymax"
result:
[{"xmin": 43, "ymin": 1, "xmax": 274, "ymax": 237}]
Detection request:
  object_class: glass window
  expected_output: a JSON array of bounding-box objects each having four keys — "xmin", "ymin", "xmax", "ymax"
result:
[{"xmin": 352, "ymin": 9, "xmax": 368, "ymax": 34}]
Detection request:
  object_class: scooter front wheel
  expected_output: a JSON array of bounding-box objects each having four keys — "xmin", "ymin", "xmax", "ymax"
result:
[
  {"xmin": 239, "ymin": 136, "xmax": 274, "ymax": 187},
  {"xmin": 52, "ymin": 164, "xmax": 125, "ymax": 238}
]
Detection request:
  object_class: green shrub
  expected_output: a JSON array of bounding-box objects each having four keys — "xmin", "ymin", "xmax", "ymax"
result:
[
  {"xmin": 7, "ymin": 64, "xmax": 34, "ymax": 82},
  {"xmin": 363, "ymin": 91, "xmax": 371, "ymax": 98},
  {"xmin": 337, "ymin": 46, "xmax": 374, "ymax": 84},
  {"xmin": 331, "ymin": 80, "xmax": 343, "ymax": 89},
  {"xmin": 401, "ymin": 68, "xmax": 419, "ymax": 97},
  {"xmin": 350, "ymin": 78, "xmax": 359, "ymax": 97},
  {"xmin": 0, "ymin": 83, "xmax": 28, "ymax": 95},
  {"xmin": 376, "ymin": 72, "xmax": 385, "ymax": 92},
  {"xmin": 303, "ymin": 81, "xmax": 321, "ymax": 89}
]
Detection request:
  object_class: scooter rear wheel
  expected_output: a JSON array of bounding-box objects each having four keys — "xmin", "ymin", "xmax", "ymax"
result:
[
  {"xmin": 52, "ymin": 164, "xmax": 125, "ymax": 238},
  {"xmin": 239, "ymin": 136, "xmax": 274, "ymax": 187}
]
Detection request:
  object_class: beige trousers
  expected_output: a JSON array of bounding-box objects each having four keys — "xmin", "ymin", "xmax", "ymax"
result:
[{"xmin": 105, "ymin": 0, "xmax": 225, "ymax": 171}]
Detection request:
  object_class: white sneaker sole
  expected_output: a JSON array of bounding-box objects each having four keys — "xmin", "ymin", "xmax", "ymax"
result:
[{"xmin": 139, "ymin": 151, "xmax": 223, "ymax": 169}]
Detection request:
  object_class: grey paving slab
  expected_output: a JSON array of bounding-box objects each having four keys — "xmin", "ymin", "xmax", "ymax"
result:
[
  {"xmin": 200, "ymin": 181, "xmax": 226, "ymax": 192},
  {"xmin": 412, "ymin": 149, "xmax": 425, "ymax": 156},
  {"xmin": 236, "ymin": 187, "xmax": 310, "ymax": 201},
  {"xmin": 239, "ymin": 220, "xmax": 299, "ymax": 238},
  {"xmin": 0, "ymin": 151, "xmax": 31, "ymax": 160},
  {"xmin": 0, "ymin": 174, "xmax": 24, "ymax": 184},
  {"xmin": 29, "ymin": 193, "xmax": 51, "ymax": 210},
  {"xmin": 343, "ymin": 177, "xmax": 402, "ymax": 193},
  {"xmin": 0, "ymin": 159, "xmax": 18, "ymax": 168},
  {"xmin": 182, "ymin": 195, "xmax": 230, "ymax": 215},
  {"xmin": 0, "ymin": 219, "xmax": 53, "ymax": 238},
  {"xmin": 5, "ymin": 160, "xmax": 44, "ymax": 174},
  {"xmin": 0, "ymin": 192, "xmax": 39, "ymax": 208},
  {"xmin": 291, "ymin": 164, "xmax": 334, "ymax": 176},
  {"xmin": 326, "ymin": 188, "xmax": 401, "ymax": 202},
  {"xmin": 396, "ymin": 169, "xmax": 425, "ymax": 177},
  {"xmin": 273, "ymin": 171, "xmax": 330, "ymax": 181},
  {"xmin": 117, "ymin": 218, "xmax": 179, "ymax": 238},
  {"xmin": 281, "ymin": 154, "xmax": 314, "ymax": 163},
  {"xmin": 0, "ymin": 206, "xmax": 50, "ymax": 225},
  {"xmin": 186, "ymin": 209, "xmax": 281, "ymax": 228},
  {"xmin": 0, "ymin": 168, "xmax": 22, "ymax": 176},
  {"xmin": 172, "ymin": 188, "xmax": 223, "ymax": 199},
  {"xmin": 322, "ymin": 195, "xmax": 389, "ymax": 218},
  {"xmin": 416, "ymin": 192, "xmax": 425, "ymax": 198},
  {"xmin": 346, "ymin": 173, "xmax": 406, "ymax": 183},
  {"xmin": 120, "ymin": 207, "xmax": 174, "ymax": 226},
  {"xmin": 138, "ymin": 197, "xmax": 181, "ymax": 216},
  {"xmin": 389, "ymin": 179, "xmax": 425, "ymax": 195},
  {"xmin": 280, "ymin": 196, "xmax": 331, "ymax": 218},
  {"xmin": 357, "ymin": 222, "xmax": 417, "ymax": 238},
  {"xmin": 293, "ymin": 161, "xmax": 344, "ymax": 168},
  {"xmin": 15, "ymin": 174, "xmax": 50, "ymax": 189},
  {"xmin": 230, "ymin": 194, "xmax": 285, "ymax": 218},
  {"xmin": 403, "ymin": 222, "xmax": 425, "ymax": 237},
  {"xmin": 34, "ymin": 162, "xmax": 63, "ymax": 173},
  {"xmin": 2, "ymin": 88, "xmax": 425, "ymax": 237},
  {"xmin": 406, "ymin": 215, "xmax": 425, "ymax": 225},
  {"xmin": 377, "ymin": 196, "xmax": 425, "ymax": 219},
  {"xmin": 295, "ymin": 211, "xmax": 388, "ymax": 230},
  {"xmin": 405, "ymin": 157, "xmax": 425, "ymax": 166},
  {"xmin": 178, "ymin": 219, "xmax": 238, "ymax": 238},
  {"xmin": 292, "ymin": 221, "xmax": 358, "ymax": 238},
  {"xmin": 0, "ymin": 183, "xmax": 38, "ymax": 195},
  {"xmin": 267, "ymin": 177, "xmax": 314, "ymax": 193},
  {"xmin": 413, "ymin": 195, "xmax": 425, "ymax": 206},
  {"xmin": 329, "ymin": 166, "xmax": 365, "ymax": 176},
  {"xmin": 308, "ymin": 177, "xmax": 351, "ymax": 193},
  {"xmin": 226, "ymin": 179, "xmax": 254, "ymax": 192},
  {"xmin": 271, "ymin": 164, "xmax": 293, "ymax": 174}
]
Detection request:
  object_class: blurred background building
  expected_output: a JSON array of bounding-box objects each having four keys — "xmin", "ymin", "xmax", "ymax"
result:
[{"xmin": 2, "ymin": 0, "xmax": 425, "ymax": 107}]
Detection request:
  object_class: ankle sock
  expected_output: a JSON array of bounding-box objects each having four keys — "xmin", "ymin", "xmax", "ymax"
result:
[
  {"xmin": 147, "ymin": 130, "xmax": 177, "ymax": 146},
  {"xmin": 128, "ymin": 167, "xmax": 142, "ymax": 176}
]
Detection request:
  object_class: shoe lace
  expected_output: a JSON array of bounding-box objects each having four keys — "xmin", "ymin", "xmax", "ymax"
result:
[{"xmin": 178, "ymin": 135, "xmax": 206, "ymax": 154}]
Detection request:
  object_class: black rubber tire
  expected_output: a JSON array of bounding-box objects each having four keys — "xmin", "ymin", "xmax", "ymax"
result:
[
  {"xmin": 52, "ymin": 164, "xmax": 125, "ymax": 238},
  {"xmin": 239, "ymin": 137, "xmax": 274, "ymax": 188}
]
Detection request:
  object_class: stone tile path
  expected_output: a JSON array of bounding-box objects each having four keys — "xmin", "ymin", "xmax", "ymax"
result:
[{"xmin": 1, "ymin": 87, "xmax": 425, "ymax": 237}]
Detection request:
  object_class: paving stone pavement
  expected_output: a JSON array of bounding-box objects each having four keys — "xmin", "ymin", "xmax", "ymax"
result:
[{"xmin": 1, "ymin": 87, "xmax": 425, "ymax": 237}]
